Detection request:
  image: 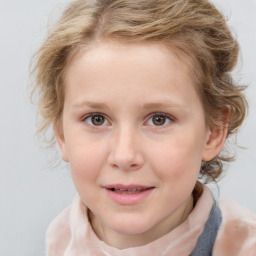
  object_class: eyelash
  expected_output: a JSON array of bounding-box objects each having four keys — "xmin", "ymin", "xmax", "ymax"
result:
[
  {"xmin": 145, "ymin": 112, "xmax": 174, "ymax": 127},
  {"xmin": 81, "ymin": 112, "xmax": 175, "ymax": 128},
  {"xmin": 81, "ymin": 113, "xmax": 110, "ymax": 127}
]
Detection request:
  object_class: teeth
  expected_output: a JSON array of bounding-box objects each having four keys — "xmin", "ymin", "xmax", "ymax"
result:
[{"xmin": 111, "ymin": 188, "xmax": 146, "ymax": 194}]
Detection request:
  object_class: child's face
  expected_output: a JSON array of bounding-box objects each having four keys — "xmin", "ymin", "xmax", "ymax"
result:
[{"xmin": 58, "ymin": 41, "xmax": 214, "ymax": 245}]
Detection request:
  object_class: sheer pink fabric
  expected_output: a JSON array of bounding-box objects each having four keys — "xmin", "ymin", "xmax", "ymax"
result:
[
  {"xmin": 212, "ymin": 199, "xmax": 256, "ymax": 256},
  {"xmin": 46, "ymin": 187, "xmax": 256, "ymax": 256}
]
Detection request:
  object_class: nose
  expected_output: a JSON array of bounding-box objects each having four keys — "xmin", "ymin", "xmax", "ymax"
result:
[{"xmin": 108, "ymin": 126, "xmax": 144, "ymax": 171}]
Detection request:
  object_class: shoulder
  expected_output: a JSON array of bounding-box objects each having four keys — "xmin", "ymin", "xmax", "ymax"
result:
[
  {"xmin": 46, "ymin": 206, "xmax": 72, "ymax": 256},
  {"xmin": 213, "ymin": 199, "xmax": 256, "ymax": 256}
]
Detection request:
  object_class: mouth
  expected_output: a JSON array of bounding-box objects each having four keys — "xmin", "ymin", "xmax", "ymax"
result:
[
  {"xmin": 108, "ymin": 187, "xmax": 151, "ymax": 194},
  {"xmin": 103, "ymin": 184, "xmax": 155, "ymax": 205},
  {"xmin": 103, "ymin": 184, "xmax": 154, "ymax": 194}
]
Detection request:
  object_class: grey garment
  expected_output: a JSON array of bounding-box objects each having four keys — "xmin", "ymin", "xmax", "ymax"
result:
[{"xmin": 190, "ymin": 201, "xmax": 222, "ymax": 256}]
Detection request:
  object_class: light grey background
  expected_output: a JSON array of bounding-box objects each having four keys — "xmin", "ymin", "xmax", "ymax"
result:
[{"xmin": 0, "ymin": 0, "xmax": 255, "ymax": 255}]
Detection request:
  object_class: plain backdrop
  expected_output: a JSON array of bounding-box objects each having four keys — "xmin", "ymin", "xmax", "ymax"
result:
[{"xmin": 0, "ymin": 0, "xmax": 255, "ymax": 255}]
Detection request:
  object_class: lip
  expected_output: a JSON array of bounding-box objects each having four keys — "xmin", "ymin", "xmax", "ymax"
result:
[{"xmin": 103, "ymin": 184, "xmax": 155, "ymax": 205}]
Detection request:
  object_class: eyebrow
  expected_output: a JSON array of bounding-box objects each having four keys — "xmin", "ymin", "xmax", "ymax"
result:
[
  {"xmin": 142, "ymin": 102, "xmax": 184, "ymax": 109},
  {"xmin": 72, "ymin": 101, "xmax": 108, "ymax": 110},
  {"xmin": 72, "ymin": 101, "xmax": 184, "ymax": 111}
]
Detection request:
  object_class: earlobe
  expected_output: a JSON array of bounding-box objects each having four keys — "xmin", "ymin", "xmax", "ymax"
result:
[
  {"xmin": 202, "ymin": 107, "xmax": 231, "ymax": 161},
  {"xmin": 202, "ymin": 120, "xmax": 229, "ymax": 162},
  {"xmin": 53, "ymin": 121, "xmax": 69, "ymax": 162},
  {"xmin": 56, "ymin": 134, "xmax": 69, "ymax": 162}
]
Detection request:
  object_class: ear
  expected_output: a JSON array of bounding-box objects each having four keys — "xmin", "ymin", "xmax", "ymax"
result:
[
  {"xmin": 53, "ymin": 121, "xmax": 69, "ymax": 162},
  {"xmin": 202, "ymin": 109, "xmax": 230, "ymax": 161}
]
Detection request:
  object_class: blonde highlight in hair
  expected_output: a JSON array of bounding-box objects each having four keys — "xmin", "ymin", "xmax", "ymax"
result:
[{"xmin": 31, "ymin": 0, "xmax": 248, "ymax": 182}]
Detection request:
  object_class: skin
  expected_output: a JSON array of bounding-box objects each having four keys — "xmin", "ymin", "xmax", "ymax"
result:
[{"xmin": 56, "ymin": 41, "xmax": 227, "ymax": 249}]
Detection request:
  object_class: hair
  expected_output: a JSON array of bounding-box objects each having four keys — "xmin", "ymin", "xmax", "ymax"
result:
[{"xmin": 31, "ymin": 0, "xmax": 248, "ymax": 183}]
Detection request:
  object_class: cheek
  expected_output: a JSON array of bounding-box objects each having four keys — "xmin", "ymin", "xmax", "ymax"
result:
[
  {"xmin": 66, "ymin": 139, "xmax": 106, "ymax": 182},
  {"xmin": 67, "ymin": 142, "xmax": 106, "ymax": 204},
  {"xmin": 148, "ymin": 134, "xmax": 203, "ymax": 180}
]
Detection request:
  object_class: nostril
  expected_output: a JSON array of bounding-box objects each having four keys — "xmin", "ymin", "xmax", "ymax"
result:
[{"xmin": 108, "ymin": 147, "xmax": 144, "ymax": 171}]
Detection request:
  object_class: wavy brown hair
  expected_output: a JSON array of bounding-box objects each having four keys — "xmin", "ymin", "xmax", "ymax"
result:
[{"xmin": 31, "ymin": 0, "xmax": 248, "ymax": 183}]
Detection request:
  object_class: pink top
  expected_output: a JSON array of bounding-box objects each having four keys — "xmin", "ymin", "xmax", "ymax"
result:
[{"xmin": 46, "ymin": 186, "xmax": 256, "ymax": 256}]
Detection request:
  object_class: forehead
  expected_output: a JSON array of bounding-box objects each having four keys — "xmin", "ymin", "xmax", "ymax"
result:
[
  {"xmin": 63, "ymin": 41, "xmax": 202, "ymax": 110},
  {"xmin": 67, "ymin": 39, "xmax": 193, "ymax": 68},
  {"xmin": 64, "ymin": 40, "xmax": 195, "ymax": 83}
]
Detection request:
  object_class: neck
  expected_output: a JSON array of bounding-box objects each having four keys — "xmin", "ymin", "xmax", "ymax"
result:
[{"xmin": 89, "ymin": 195, "xmax": 194, "ymax": 249}]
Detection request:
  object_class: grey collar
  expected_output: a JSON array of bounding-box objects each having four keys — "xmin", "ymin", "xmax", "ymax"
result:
[{"xmin": 190, "ymin": 200, "xmax": 222, "ymax": 256}]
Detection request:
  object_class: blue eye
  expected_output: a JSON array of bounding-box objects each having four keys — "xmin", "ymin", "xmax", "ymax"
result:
[
  {"xmin": 147, "ymin": 113, "xmax": 173, "ymax": 126},
  {"xmin": 83, "ymin": 114, "xmax": 109, "ymax": 126}
]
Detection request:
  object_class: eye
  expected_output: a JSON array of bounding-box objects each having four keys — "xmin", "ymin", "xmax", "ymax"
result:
[
  {"xmin": 146, "ymin": 113, "xmax": 173, "ymax": 127},
  {"xmin": 83, "ymin": 114, "xmax": 109, "ymax": 127}
]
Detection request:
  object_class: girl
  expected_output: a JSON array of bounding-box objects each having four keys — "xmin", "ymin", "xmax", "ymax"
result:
[{"xmin": 31, "ymin": 0, "xmax": 256, "ymax": 255}]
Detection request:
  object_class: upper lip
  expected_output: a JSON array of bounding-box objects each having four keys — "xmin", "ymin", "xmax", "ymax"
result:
[{"xmin": 103, "ymin": 184, "xmax": 154, "ymax": 190}]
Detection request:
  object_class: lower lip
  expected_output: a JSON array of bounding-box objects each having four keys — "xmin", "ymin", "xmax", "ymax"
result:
[{"xmin": 105, "ymin": 188, "xmax": 154, "ymax": 205}]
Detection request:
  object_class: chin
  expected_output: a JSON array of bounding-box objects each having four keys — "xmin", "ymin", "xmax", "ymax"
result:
[{"xmin": 109, "ymin": 215, "xmax": 153, "ymax": 235}]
